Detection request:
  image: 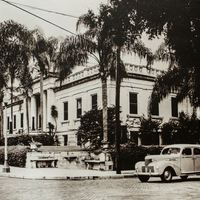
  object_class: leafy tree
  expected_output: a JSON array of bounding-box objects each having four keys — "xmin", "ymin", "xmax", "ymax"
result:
[
  {"xmin": 77, "ymin": 107, "xmax": 117, "ymax": 149},
  {"xmin": 32, "ymin": 32, "xmax": 58, "ymax": 134},
  {"xmin": 0, "ymin": 20, "xmax": 33, "ymax": 134},
  {"xmin": 139, "ymin": 116, "xmax": 161, "ymax": 145},
  {"xmin": 18, "ymin": 66, "xmax": 33, "ymax": 134},
  {"xmin": 76, "ymin": 5, "xmax": 154, "ymax": 151},
  {"xmin": 113, "ymin": 0, "xmax": 200, "ymax": 107},
  {"xmin": 161, "ymin": 120, "xmax": 179, "ymax": 144},
  {"xmin": 161, "ymin": 112, "xmax": 200, "ymax": 144}
]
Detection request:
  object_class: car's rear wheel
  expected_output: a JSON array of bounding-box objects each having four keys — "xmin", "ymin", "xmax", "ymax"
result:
[
  {"xmin": 161, "ymin": 168, "xmax": 173, "ymax": 182},
  {"xmin": 138, "ymin": 175, "xmax": 150, "ymax": 182},
  {"xmin": 180, "ymin": 176, "xmax": 188, "ymax": 181}
]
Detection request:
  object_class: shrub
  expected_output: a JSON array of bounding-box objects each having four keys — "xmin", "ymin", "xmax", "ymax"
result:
[
  {"xmin": 139, "ymin": 116, "xmax": 161, "ymax": 145},
  {"xmin": 32, "ymin": 134, "xmax": 54, "ymax": 146},
  {"xmin": 110, "ymin": 143, "xmax": 162, "ymax": 170},
  {"xmin": 0, "ymin": 146, "xmax": 30, "ymax": 167},
  {"xmin": 0, "ymin": 134, "xmax": 55, "ymax": 146}
]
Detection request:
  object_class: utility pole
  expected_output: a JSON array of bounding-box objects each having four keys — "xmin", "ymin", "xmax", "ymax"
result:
[
  {"xmin": 2, "ymin": 102, "xmax": 10, "ymax": 173},
  {"xmin": 115, "ymin": 44, "xmax": 122, "ymax": 174}
]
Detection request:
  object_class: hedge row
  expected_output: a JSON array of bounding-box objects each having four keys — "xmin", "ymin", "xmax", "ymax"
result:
[
  {"xmin": 0, "ymin": 146, "xmax": 30, "ymax": 167},
  {"xmin": 0, "ymin": 134, "xmax": 54, "ymax": 146},
  {"xmin": 110, "ymin": 143, "xmax": 162, "ymax": 170}
]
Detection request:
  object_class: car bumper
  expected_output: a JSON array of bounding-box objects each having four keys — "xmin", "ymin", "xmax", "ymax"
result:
[
  {"xmin": 136, "ymin": 172, "xmax": 160, "ymax": 177},
  {"xmin": 135, "ymin": 166, "xmax": 161, "ymax": 176}
]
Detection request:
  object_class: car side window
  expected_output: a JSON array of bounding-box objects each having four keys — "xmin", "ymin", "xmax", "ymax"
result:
[
  {"xmin": 194, "ymin": 148, "xmax": 200, "ymax": 155},
  {"xmin": 182, "ymin": 148, "xmax": 192, "ymax": 155}
]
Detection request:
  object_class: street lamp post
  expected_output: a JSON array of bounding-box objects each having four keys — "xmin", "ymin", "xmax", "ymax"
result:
[{"xmin": 2, "ymin": 102, "xmax": 10, "ymax": 173}]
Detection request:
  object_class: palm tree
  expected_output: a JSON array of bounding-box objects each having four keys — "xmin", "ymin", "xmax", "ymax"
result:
[
  {"xmin": 32, "ymin": 32, "xmax": 58, "ymax": 134},
  {"xmin": 150, "ymin": 41, "xmax": 195, "ymax": 112},
  {"xmin": 0, "ymin": 64, "xmax": 8, "ymax": 138},
  {"xmin": 75, "ymin": 5, "xmax": 119, "ymax": 147},
  {"xmin": 18, "ymin": 66, "xmax": 33, "ymax": 134},
  {"xmin": 0, "ymin": 20, "xmax": 33, "ymax": 134},
  {"xmin": 107, "ymin": 1, "xmax": 154, "ymax": 174}
]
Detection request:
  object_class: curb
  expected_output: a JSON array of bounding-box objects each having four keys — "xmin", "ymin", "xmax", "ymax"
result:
[{"xmin": 0, "ymin": 172, "xmax": 136, "ymax": 180}]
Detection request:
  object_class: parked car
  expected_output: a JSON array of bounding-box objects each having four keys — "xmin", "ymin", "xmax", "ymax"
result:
[{"xmin": 135, "ymin": 144, "xmax": 200, "ymax": 182}]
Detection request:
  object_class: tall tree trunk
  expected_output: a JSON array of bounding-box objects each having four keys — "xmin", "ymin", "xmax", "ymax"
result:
[
  {"xmin": 40, "ymin": 72, "xmax": 44, "ymax": 134},
  {"xmin": 0, "ymin": 102, "xmax": 3, "ymax": 139},
  {"xmin": 10, "ymin": 78, "xmax": 13, "ymax": 134},
  {"xmin": 26, "ymin": 95, "xmax": 30, "ymax": 134},
  {"xmin": 54, "ymin": 118, "xmax": 57, "ymax": 137},
  {"xmin": 115, "ymin": 46, "xmax": 121, "ymax": 174},
  {"xmin": 102, "ymin": 77, "xmax": 108, "ymax": 147}
]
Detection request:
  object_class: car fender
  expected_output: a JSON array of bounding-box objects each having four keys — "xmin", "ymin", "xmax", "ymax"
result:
[{"xmin": 149, "ymin": 160, "xmax": 181, "ymax": 176}]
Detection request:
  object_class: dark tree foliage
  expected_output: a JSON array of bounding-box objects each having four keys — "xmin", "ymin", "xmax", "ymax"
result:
[
  {"xmin": 139, "ymin": 116, "xmax": 161, "ymax": 145},
  {"xmin": 77, "ymin": 107, "xmax": 123, "ymax": 149},
  {"xmin": 161, "ymin": 112, "xmax": 200, "ymax": 144},
  {"xmin": 111, "ymin": 0, "xmax": 200, "ymax": 107}
]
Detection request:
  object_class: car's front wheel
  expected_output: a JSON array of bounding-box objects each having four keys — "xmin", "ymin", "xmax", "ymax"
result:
[
  {"xmin": 161, "ymin": 168, "xmax": 173, "ymax": 182},
  {"xmin": 138, "ymin": 175, "xmax": 150, "ymax": 182}
]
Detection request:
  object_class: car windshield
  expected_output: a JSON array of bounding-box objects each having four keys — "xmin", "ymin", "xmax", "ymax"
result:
[{"xmin": 161, "ymin": 147, "xmax": 181, "ymax": 155}]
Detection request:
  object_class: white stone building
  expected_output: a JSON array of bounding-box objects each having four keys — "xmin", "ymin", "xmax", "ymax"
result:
[{"xmin": 2, "ymin": 64, "xmax": 193, "ymax": 146}]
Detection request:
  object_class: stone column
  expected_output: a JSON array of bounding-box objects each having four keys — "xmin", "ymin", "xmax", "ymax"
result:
[
  {"xmin": 159, "ymin": 131, "xmax": 163, "ymax": 146},
  {"xmin": 43, "ymin": 91, "xmax": 47, "ymax": 132},
  {"xmin": 138, "ymin": 133, "xmax": 142, "ymax": 146},
  {"xmin": 31, "ymin": 95, "xmax": 37, "ymax": 131},
  {"xmin": 46, "ymin": 89, "xmax": 55, "ymax": 125},
  {"xmin": 23, "ymin": 99, "xmax": 27, "ymax": 132}
]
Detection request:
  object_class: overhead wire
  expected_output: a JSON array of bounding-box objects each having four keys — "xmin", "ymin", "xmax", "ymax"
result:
[
  {"xmin": 7, "ymin": 1, "xmax": 79, "ymax": 19},
  {"xmin": 0, "ymin": 0, "xmax": 99, "ymax": 63},
  {"xmin": 0, "ymin": 0, "xmax": 76, "ymax": 35}
]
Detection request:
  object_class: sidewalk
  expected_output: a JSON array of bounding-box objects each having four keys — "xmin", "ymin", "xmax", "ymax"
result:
[{"xmin": 0, "ymin": 165, "xmax": 136, "ymax": 180}]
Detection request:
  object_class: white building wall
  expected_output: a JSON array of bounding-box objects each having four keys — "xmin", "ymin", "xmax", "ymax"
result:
[{"xmin": 2, "ymin": 64, "xmax": 194, "ymax": 146}]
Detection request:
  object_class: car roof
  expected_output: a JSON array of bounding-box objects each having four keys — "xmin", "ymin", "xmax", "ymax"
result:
[{"xmin": 163, "ymin": 144, "xmax": 200, "ymax": 149}]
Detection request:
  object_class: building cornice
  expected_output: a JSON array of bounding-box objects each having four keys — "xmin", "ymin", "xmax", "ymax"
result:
[
  {"xmin": 54, "ymin": 74, "xmax": 100, "ymax": 92},
  {"xmin": 5, "ymin": 100, "xmax": 23, "ymax": 108}
]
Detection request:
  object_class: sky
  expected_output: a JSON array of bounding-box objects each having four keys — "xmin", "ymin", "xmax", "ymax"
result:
[
  {"xmin": 0, "ymin": 0, "xmax": 166, "ymax": 69},
  {"xmin": 0, "ymin": 0, "xmax": 108, "ymax": 38}
]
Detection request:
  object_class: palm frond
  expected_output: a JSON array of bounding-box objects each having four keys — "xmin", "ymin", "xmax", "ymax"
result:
[
  {"xmin": 151, "ymin": 67, "xmax": 182, "ymax": 103},
  {"xmin": 76, "ymin": 10, "xmax": 97, "ymax": 32},
  {"xmin": 125, "ymin": 38, "xmax": 154, "ymax": 66}
]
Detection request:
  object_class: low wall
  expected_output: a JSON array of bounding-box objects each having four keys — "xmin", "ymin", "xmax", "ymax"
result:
[{"xmin": 26, "ymin": 150, "xmax": 113, "ymax": 171}]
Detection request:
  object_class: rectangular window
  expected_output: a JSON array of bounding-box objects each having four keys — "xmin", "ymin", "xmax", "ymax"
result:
[
  {"xmin": 7, "ymin": 117, "xmax": 9, "ymax": 130},
  {"xmin": 91, "ymin": 94, "xmax": 97, "ymax": 110},
  {"xmin": 77, "ymin": 98, "xmax": 82, "ymax": 118},
  {"xmin": 171, "ymin": 97, "xmax": 178, "ymax": 117},
  {"xmin": 32, "ymin": 117, "xmax": 35, "ymax": 130},
  {"xmin": 14, "ymin": 115, "xmax": 16, "ymax": 129},
  {"xmin": 150, "ymin": 100, "xmax": 159, "ymax": 116},
  {"xmin": 39, "ymin": 115, "xmax": 41, "ymax": 128},
  {"xmin": 64, "ymin": 102, "xmax": 68, "ymax": 121},
  {"xmin": 21, "ymin": 113, "xmax": 24, "ymax": 128},
  {"xmin": 129, "ymin": 93, "xmax": 138, "ymax": 114}
]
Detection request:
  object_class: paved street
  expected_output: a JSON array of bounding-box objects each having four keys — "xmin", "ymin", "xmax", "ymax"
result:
[{"xmin": 0, "ymin": 176, "xmax": 200, "ymax": 200}]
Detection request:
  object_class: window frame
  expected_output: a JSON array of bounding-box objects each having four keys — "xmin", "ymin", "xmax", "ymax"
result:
[
  {"xmin": 14, "ymin": 115, "xmax": 16, "ymax": 130},
  {"xmin": 171, "ymin": 97, "xmax": 178, "ymax": 117},
  {"xmin": 129, "ymin": 92, "xmax": 138, "ymax": 114},
  {"xmin": 7, "ymin": 116, "xmax": 10, "ymax": 130},
  {"xmin": 91, "ymin": 94, "xmax": 98, "ymax": 110},
  {"xmin": 76, "ymin": 98, "xmax": 82, "ymax": 118},
  {"xmin": 20, "ymin": 113, "xmax": 24, "ymax": 128},
  {"xmin": 150, "ymin": 99, "xmax": 159, "ymax": 116},
  {"xmin": 63, "ymin": 101, "xmax": 69, "ymax": 121}
]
